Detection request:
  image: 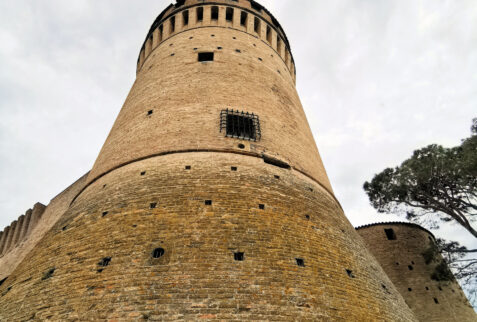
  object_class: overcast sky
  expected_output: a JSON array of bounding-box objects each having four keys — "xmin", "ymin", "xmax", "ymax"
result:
[{"xmin": 0, "ymin": 0, "xmax": 476, "ymax": 287}]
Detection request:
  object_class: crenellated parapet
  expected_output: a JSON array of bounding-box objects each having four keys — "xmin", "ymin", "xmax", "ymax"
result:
[
  {"xmin": 137, "ymin": 0, "xmax": 296, "ymax": 82},
  {"xmin": 0, "ymin": 203, "xmax": 46, "ymax": 258}
]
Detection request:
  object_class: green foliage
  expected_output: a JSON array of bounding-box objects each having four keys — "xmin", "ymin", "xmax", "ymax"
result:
[
  {"xmin": 363, "ymin": 119, "xmax": 477, "ymax": 237},
  {"xmin": 422, "ymin": 244, "xmax": 438, "ymax": 265},
  {"xmin": 431, "ymin": 261, "xmax": 454, "ymax": 282}
]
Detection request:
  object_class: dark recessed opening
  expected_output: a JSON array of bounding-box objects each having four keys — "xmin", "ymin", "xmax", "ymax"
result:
[
  {"xmin": 438, "ymin": 286, "xmax": 442, "ymax": 291},
  {"xmin": 170, "ymin": 16, "xmax": 175, "ymax": 33},
  {"xmin": 211, "ymin": 34, "xmax": 215, "ymax": 37},
  {"xmin": 103, "ymin": 184, "xmax": 107, "ymax": 188},
  {"xmin": 434, "ymin": 298, "xmax": 439, "ymax": 304},
  {"xmin": 193, "ymin": 48, "xmax": 198, "ymax": 50},
  {"xmin": 238, "ymin": 144, "xmax": 245, "ymax": 149},
  {"xmin": 171, "ymin": 53, "xmax": 175, "ymax": 56},
  {"xmin": 211, "ymin": 6, "xmax": 219, "ymax": 20},
  {"xmin": 396, "ymin": 262, "xmax": 399, "ymax": 265},
  {"xmin": 235, "ymin": 49, "xmax": 241, "ymax": 53},
  {"xmin": 346, "ymin": 269, "xmax": 355, "ymax": 278},
  {"xmin": 263, "ymin": 155, "xmax": 290, "ymax": 169},
  {"xmin": 185, "ymin": 165, "xmax": 191, "ymax": 170},
  {"xmin": 305, "ymin": 215, "xmax": 310, "ymax": 220},
  {"xmin": 231, "ymin": 166, "xmax": 238, "ymax": 171},
  {"xmin": 426, "ymin": 286, "xmax": 429, "ymax": 290},
  {"xmin": 62, "ymin": 225, "xmax": 68, "ymax": 231},
  {"xmin": 217, "ymin": 46, "xmax": 222, "ymax": 50},
  {"xmin": 266, "ymin": 25, "xmax": 272, "ymax": 43},
  {"xmin": 234, "ymin": 252, "xmax": 244, "ymax": 261},
  {"xmin": 0, "ymin": 277, "xmax": 7, "ymax": 286},
  {"xmin": 408, "ymin": 265, "xmax": 413, "ymax": 271},
  {"xmin": 240, "ymin": 11, "xmax": 247, "ymax": 26},
  {"xmin": 259, "ymin": 204, "xmax": 265, "ymax": 210},
  {"xmin": 198, "ymin": 52, "xmax": 214, "ymax": 62},
  {"xmin": 381, "ymin": 284, "xmax": 387, "ymax": 290},
  {"xmin": 97, "ymin": 257, "xmax": 111, "ymax": 271},
  {"xmin": 308, "ymin": 187, "xmax": 314, "ymax": 192},
  {"xmin": 150, "ymin": 203, "xmax": 157, "ymax": 209},
  {"xmin": 408, "ymin": 288, "xmax": 412, "ymax": 292},
  {"xmin": 152, "ymin": 248, "xmax": 165, "ymax": 259},
  {"xmin": 42, "ymin": 268, "xmax": 55, "ymax": 280},
  {"xmin": 196, "ymin": 7, "xmax": 204, "ymax": 22},
  {"xmin": 258, "ymin": 57, "xmax": 263, "ymax": 61},
  {"xmin": 182, "ymin": 10, "xmax": 189, "ymax": 25},
  {"xmin": 147, "ymin": 110, "xmax": 153, "ymax": 116},
  {"xmin": 296, "ymin": 258, "xmax": 305, "ymax": 267},
  {"xmin": 141, "ymin": 171, "xmax": 146, "ymax": 176},
  {"xmin": 102, "ymin": 211, "xmax": 108, "ymax": 217},
  {"xmin": 254, "ymin": 17, "xmax": 260, "ymax": 33},
  {"xmin": 411, "ymin": 261, "xmax": 415, "ymax": 265},
  {"xmin": 384, "ymin": 228, "xmax": 396, "ymax": 240},
  {"xmin": 205, "ymin": 200, "xmax": 212, "ymax": 206},
  {"xmin": 274, "ymin": 175, "xmax": 280, "ymax": 179},
  {"xmin": 226, "ymin": 7, "xmax": 234, "ymax": 21}
]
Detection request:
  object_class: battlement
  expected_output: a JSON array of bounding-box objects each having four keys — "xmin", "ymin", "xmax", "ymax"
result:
[
  {"xmin": 136, "ymin": 0, "xmax": 296, "ymax": 82},
  {"xmin": 0, "ymin": 203, "xmax": 46, "ymax": 258}
]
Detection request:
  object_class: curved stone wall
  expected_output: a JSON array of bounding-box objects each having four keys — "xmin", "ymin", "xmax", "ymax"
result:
[
  {"xmin": 85, "ymin": 1, "xmax": 326, "ymax": 196},
  {"xmin": 0, "ymin": 153, "xmax": 415, "ymax": 320},
  {"xmin": 357, "ymin": 223, "xmax": 476, "ymax": 322}
]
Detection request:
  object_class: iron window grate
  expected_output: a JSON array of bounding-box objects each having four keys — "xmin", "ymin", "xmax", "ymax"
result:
[{"xmin": 220, "ymin": 109, "xmax": 261, "ymax": 141}]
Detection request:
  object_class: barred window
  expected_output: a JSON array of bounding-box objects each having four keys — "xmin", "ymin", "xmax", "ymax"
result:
[{"xmin": 220, "ymin": 109, "xmax": 261, "ymax": 141}]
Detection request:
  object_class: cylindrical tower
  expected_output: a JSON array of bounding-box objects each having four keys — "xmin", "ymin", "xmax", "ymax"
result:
[
  {"xmin": 0, "ymin": 1, "xmax": 417, "ymax": 320},
  {"xmin": 357, "ymin": 222, "xmax": 476, "ymax": 321}
]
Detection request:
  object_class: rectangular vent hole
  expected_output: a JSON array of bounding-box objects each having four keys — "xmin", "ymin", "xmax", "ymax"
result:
[
  {"xmin": 185, "ymin": 165, "xmax": 191, "ymax": 170},
  {"xmin": 150, "ymin": 203, "xmax": 157, "ymax": 209},
  {"xmin": 234, "ymin": 252, "xmax": 244, "ymax": 261},
  {"xmin": 231, "ymin": 167, "xmax": 238, "ymax": 171},
  {"xmin": 296, "ymin": 258, "xmax": 305, "ymax": 267},
  {"xmin": 259, "ymin": 204, "xmax": 265, "ymax": 210},
  {"xmin": 205, "ymin": 200, "xmax": 212, "ymax": 206},
  {"xmin": 141, "ymin": 171, "xmax": 146, "ymax": 176},
  {"xmin": 198, "ymin": 52, "xmax": 214, "ymax": 62}
]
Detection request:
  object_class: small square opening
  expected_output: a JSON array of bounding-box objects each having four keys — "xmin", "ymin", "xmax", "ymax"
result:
[
  {"xmin": 150, "ymin": 203, "xmax": 157, "ymax": 209},
  {"xmin": 185, "ymin": 165, "xmax": 191, "ymax": 170},
  {"xmin": 234, "ymin": 252, "xmax": 244, "ymax": 261},
  {"xmin": 205, "ymin": 200, "xmax": 212, "ymax": 206},
  {"xmin": 259, "ymin": 204, "xmax": 265, "ymax": 210},
  {"xmin": 231, "ymin": 166, "xmax": 238, "ymax": 171},
  {"xmin": 198, "ymin": 52, "xmax": 214, "ymax": 62},
  {"xmin": 296, "ymin": 258, "xmax": 305, "ymax": 267}
]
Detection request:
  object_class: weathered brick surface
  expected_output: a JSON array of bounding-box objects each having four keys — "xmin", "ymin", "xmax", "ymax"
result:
[
  {"xmin": 0, "ymin": 153, "xmax": 416, "ymax": 320},
  {"xmin": 0, "ymin": 174, "xmax": 88, "ymax": 280},
  {"xmin": 357, "ymin": 223, "xmax": 477, "ymax": 321},
  {"xmin": 0, "ymin": 1, "xmax": 420, "ymax": 320},
  {"xmin": 87, "ymin": 0, "xmax": 331, "ymax": 195}
]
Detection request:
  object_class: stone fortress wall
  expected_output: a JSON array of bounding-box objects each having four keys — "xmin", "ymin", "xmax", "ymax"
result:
[
  {"xmin": 357, "ymin": 223, "xmax": 476, "ymax": 321},
  {"xmin": 0, "ymin": 173, "xmax": 88, "ymax": 281},
  {"xmin": 0, "ymin": 0, "xmax": 469, "ymax": 320}
]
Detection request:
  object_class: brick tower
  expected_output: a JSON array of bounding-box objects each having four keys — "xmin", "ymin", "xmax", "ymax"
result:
[
  {"xmin": 0, "ymin": 1, "xmax": 417, "ymax": 320},
  {"xmin": 357, "ymin": 223, "xmax": 477, "ymax": 321}
]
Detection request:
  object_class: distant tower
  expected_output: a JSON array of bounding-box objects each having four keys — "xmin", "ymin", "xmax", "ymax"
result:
[
  {"xmin": 357, "ymin": 223, "xmax": 476, "ymax": 321},
  {"xmin": 0, "ymin": 1, "xmax": 417, "ymax": 320}
]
